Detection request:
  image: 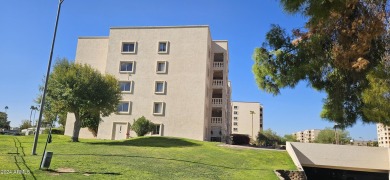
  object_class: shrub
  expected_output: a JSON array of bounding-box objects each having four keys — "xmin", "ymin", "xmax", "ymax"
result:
[
  {"xmin": 131, "ymin": 116, "xmax": 154, "ymax": 136},
  {"xmin": 231, "ymin": 134, "xmax": 250, "ymax": 145},
  {"xmin": 19, "ymin": 120, "xmax": 32, "ymax": 130},
  {"xmin": 43, "ymin": 128, "xmax": 64, "ymax": 135}
]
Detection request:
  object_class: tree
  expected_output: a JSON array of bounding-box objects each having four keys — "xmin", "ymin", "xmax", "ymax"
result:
[
  {"xmin": 80, "ymin": 111, "xmax": 100, "ymax": 137},
  {"xmin": 314, "ymin": 127, "xmax": 351, "ymax": 144},
  {"xmin": 131, "ymin": 116, "xmax": 155, "ymax": 137},
  {"xmin": 283, "ymin": 134, "xmax": 298, "ymax": 143},
  {"xmin": 44, "ymin": 58, "xmax": 121, "ymax": 142},
  {"xmin": 57, "ymin": 112, "xmax": 67, "ymax": 128},
  {"xmin": 20, "ymin": 120, "xmax": 32, "ymax": 130},
  {"xmin": 253, "ymin": 1, "xmax": 389, "ymax": 127},
  {"xmin": 0, "ymin": 112, "xmax": 10, "ymax": 130},
  {"xmin": 257, "ymin": 129, "xmax": 282, "ymax": 146}
]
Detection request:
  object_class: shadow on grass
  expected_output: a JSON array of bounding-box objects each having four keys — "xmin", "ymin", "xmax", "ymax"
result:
[
  {"xmin": 56, "ymin": 153, "xmax": 268, "ymax": 171},
  {"xmin": 12, "ymin": 137, "xmax": 37, "ymax": 180},
  {"xmin": 46, "ymin": 169, "xmax": 121, "ymax": 176},
  {"xmin": 85, "ymin": 136, "xmax": 201, "ymax": 148}
]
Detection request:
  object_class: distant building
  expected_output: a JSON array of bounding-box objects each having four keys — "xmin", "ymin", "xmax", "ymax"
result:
[
  {"xmin": 231, "ymin": 102, "xmax": 263, "ymax": 140},
  {"xmin": 293, "ymin": 129, "xmax": 321, "ymax": 143},
  {"xmin": 65, "ymin": 25, "xmax": 231, "ymax": 142},
  {"xmin": 376, "ymin": 123, "xmax": 390, "ymax": 147}
]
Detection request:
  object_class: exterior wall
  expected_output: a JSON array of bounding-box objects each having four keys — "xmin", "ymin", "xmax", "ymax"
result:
[
  {"xmin": 75, "ymin": 37, "xmax": 109, "ymax": 72},
  {"xmin": 64, "ymin": 26, "xmax": 230, "ymax": 142},
  {"xmin": 294, "ymin": 129, "xmax": 321, "ymax": 143},
  {"xmin": 209, "ymin": 41, "xmax": 230, "ymax": 142},
  {"xmin": 377, "ymin": 123, "xmax": 390, "ymax": 147},
  {"xmin": 231, "ymin": 102, "xmax": 263, "ymax": 140}
]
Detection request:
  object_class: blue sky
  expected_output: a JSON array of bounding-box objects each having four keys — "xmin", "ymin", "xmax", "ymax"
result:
[{"xmin": 0, "ymin": 0, "xmax": 376, "ymax": 140}]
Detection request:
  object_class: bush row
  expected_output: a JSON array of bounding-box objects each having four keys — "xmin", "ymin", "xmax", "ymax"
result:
[{"xmin": 43, "ymin": 128, "xmax": 64, "ymax": 135}]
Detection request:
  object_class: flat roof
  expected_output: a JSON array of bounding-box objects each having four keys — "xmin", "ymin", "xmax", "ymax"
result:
[
  {"xmin": 232, "ymin": 101, "xmax": 262, "ymax": 104},
  {"xmin": 110, "ymin": 25, "xmax": 209, "ymax": 29},
  {"xmin": 287, "ymin": 142, "xmax": 390, "ymax": 173}
]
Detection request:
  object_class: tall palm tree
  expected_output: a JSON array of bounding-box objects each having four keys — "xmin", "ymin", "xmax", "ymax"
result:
[
  {"xmin": 4, "ymin": 106, "xmax": 8, "ymax": 113},
  {"xmin": 29, "ymin": 106, "xmax": 36, "ymax": 125}
]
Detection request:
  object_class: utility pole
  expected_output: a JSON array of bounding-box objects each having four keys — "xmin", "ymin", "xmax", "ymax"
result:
[{"xmin": 32, "ymin": 0, "xmax": 64, "ymax": 155}]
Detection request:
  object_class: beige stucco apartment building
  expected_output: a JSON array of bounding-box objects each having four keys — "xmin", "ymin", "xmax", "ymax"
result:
[
  {"xmin": 231, "ymin": 102, "xmax": 263, "ymax": 140},
  {"xmin": 293, "ymin": 129, "xmax": 321, "ymax": 143},
  {"xmin": 377, "ymin": 123, "xmax": 390, "ymax": 147},
  {"xmin": 65, "ymin": 25, "xmax": 231, "ymax": 142}
]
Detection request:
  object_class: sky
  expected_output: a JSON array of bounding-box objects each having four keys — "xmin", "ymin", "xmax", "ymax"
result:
[{"xmin": 0, "ymin": 0, "xmax": 377, "ymax": 140}]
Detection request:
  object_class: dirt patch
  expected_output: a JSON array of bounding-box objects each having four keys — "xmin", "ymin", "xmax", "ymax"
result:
[{"xmin": 55, "ymin": 168, "xmax": 76, "ymax": 173}]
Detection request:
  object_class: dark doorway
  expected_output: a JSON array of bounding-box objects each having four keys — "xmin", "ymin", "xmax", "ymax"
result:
[{"xmin": 303, "ymin": 166, "xmax": 388, "ymax": 180}]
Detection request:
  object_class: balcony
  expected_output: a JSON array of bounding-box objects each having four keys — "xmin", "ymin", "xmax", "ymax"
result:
[
  {"xmin": 211, "ymin": 117, "xmax": 222, "ymax": 124},
  {"xmin": 212, "ymin": 80, "xmax": 223, "ymax": 88},
  {"xmin": 212, "ymin": 98, "xmax": 223, "ymax": 107},
  {"xmin": 213, "ymin": 62, "xmax": 224, "ymax": 70}
]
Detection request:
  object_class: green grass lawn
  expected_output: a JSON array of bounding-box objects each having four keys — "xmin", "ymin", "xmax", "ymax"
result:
[{"xmin": 0, "ymin": 135, "xmax": 295, "ymax": 180}]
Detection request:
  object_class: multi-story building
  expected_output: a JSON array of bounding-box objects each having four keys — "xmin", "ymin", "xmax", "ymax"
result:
[
  {"xmin": 65, "ymin": 25, "xmax": 231, "ymax": 142},
  {"xmin": 230, "ymin": 102, "xmax": 263, "ymax": 140},
  {"xmin": 293, "ymin": 129, "xmax": 321, "ymax": 143},
  {"xmin": 377, "ymin": 123, "xmax": 390, "ymax": 147}
]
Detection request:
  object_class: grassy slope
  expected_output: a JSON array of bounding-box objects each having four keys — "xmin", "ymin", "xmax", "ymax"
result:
[{"xmin": 0, "ymin": 135, "xmax": 295, "ymax": 180}]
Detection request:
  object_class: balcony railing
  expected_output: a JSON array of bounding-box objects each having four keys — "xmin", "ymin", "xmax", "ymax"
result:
[
  {"xmin": 212, "ymin": 80, "xmax": 223, "ymax": 87},
  {"xmin": 213, "ymin": 62, "xmax": 224, "ymax": 69},
  {"xmin": 212, "ymin": 98, "xmax": 223, "ymax": 106},
  {"xmin": 211, "ymin": 117, "xmax": 222, "ymax": 124}
]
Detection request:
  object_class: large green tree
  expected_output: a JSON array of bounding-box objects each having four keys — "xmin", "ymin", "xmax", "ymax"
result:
[
  {"xmin": 45, "ymin": 58, "xmax": 121, "ymax": 142},
  {"xmin": 253, "ymin": 0, "xmax": 389, "ymax": 127}
]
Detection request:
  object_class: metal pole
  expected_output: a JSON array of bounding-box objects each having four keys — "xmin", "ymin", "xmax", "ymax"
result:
[
  {"xmin": 32, "ymin": 0, "xmax": 64, "ymax": 155},
  {"xmin": 39, "ymin": 121, "xmax": 54, "ymax": 169}
]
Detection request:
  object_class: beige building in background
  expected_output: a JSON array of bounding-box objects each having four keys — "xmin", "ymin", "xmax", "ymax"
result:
[
  {"xmin": 377, "ymin": 123, "xmax": 390, "ymax": 147},
  {"xmin": 65, "ymin": 25, "xmax": 231, "ymax": 142},
  {"xmin": 293, "ymin": 129, "xmax": 321, "ymax": 143},
  {"xmin": 231, "ymin": 102, "xmax": 263, "ymax": 140}
]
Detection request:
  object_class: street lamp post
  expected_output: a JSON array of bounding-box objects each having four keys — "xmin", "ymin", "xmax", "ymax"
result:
[
  {"xmin": 32, "ymin": 0, "xmax": 64, "ymax": 155},
  {"xmin": 250, "ymin": 111, "xmax": 255, "ymax": 140}
]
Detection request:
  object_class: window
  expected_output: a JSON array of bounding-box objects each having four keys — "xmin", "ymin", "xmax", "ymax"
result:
[
  {"xmin": 233, "ymin": 122, "xmax": 238, "ymax": 126},
  {"xmin": 155, "ymin": 81, "xmax": 166, "ymax": 94},
  {"xmin": 119, "ymin": 81, "xmax": 132, "ymax": 93},
  {"xmin": 158, "ymin": 41, "xmax": 169, "ymax": 53},
  {"xmin": 156, "ymin": 61, "xmax": 167, "ymax": 73},
  {"xmin": 233, "ymin": 128, "xmax": 238, "ymax": 132},
  {"xmin": 234, "ymin": 117, "xmax": 238, "ymax": 120},
  {"xmin": 119, "ymin": 61, "xmax": 134, "ymax": 73},
  {"xmin": 233, "ymin": 106, "xmax": 238, "ymax": 110},
  {"xmin": 117, "ymin": 101, "xmax": 130, "ymax": 114},
  {"xmin": 234, "ymin": 111, "xmax": 238, "ymax": 115},
  {"xmin": 152, "ymin": 124, "xmax": 161, "ymax": 135},
  {"xmin": 122, "ymin": 42, "xmax": 136, "ymax": 53},
  {"xmin": 153, "ymin": 102, "xmax": 165, "ymax": 115}
]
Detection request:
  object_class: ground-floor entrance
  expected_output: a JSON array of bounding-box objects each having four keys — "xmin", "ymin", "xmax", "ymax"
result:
[
  {"xmin": 112, "ymin": 122, "xmax": 128, "ymax": 140},
  {"xmin": 210, "ymin": 126, "xmax": 222, "ymax": 142}
]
